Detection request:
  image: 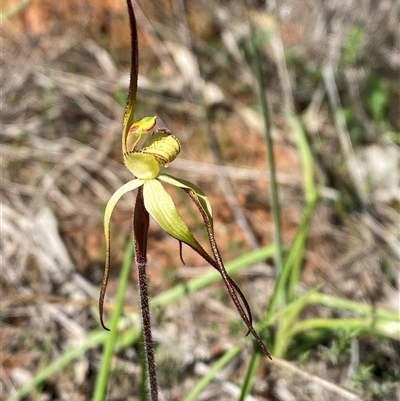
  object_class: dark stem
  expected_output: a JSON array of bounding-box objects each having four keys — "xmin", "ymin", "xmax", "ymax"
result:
[
  {"xmin": 125, "ymin": 0, "xmax": 139, "ymax": 109},
  {"xmin": 137, "ymin": 263, "xmax": 158, "ymax": 400},
  {"xmin": 134, "ymin": 187, "xmax": 158, "ymax": 400}
]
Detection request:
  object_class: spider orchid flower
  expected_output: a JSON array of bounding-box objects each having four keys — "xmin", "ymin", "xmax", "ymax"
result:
[{"xmin": 99, "ymin": 1, "xmax": 271, "ymax": 374}]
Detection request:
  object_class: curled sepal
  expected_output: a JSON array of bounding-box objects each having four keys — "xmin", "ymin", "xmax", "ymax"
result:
[
  {"xmin": 168, "ymin": 175, "xmax": 273, "ymax": 359},
  {"xmin": 126, "ymin": 116, "xmax": 157, "ymax": 153},
  {"xmin": 142, "ymin": 132, "xmax": 181, "ymax": 167},
  {"xmin": 99, "ymin": 178, "xmax": 144, "ymax": 330},
  {"xmin": 142, "ymin": 180, "xmax": 208, "ymax": 258},
  {"xmin": 124, "ymin": 152, "xmax": 160, "ymax": 179},
  {"xmin": 159, "ymin": 174, "xmax": 213, "ymax": 222}
]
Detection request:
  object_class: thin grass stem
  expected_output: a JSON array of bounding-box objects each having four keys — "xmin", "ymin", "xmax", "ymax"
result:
[
  {"xmin": 249, "ymin": 15, "xmax": 284, "ymax": 300},
  {"xmin": 7, "ymin": 245, "xmax": 274, "ymax": 401},
  {"xmin": 183, "ymin": 347, "xmax": 240, "ymax": 401},
  {"xmin": 237, "ymin": 351, "xmax": 262, "ymax": 401},
  {"xmin": 92, "ymin": 241, "xmax": 134, "ymax": 401}
]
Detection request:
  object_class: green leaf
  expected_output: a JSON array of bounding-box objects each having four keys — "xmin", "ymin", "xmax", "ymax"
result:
[
  {"xmin": 142, "ymin": 179, "xmax": 204, "ymax": 255},
  {"xmin": 99, "ymin": 179, "xmax": 144, "ymax": 329}
]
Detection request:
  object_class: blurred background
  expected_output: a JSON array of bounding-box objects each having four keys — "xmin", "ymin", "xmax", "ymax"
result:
[{"xmin": 1, "ymin": 0, "xmax": 399, "ymax": 400}]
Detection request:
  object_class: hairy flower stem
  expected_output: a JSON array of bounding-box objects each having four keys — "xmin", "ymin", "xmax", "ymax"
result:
[
  {"xmin": 137, "ymin": 263, "xmax": 158, "ymax": 400},
  {"xmin": 134, "ymin": 188, "xmax": 158, "ymax": 400}
]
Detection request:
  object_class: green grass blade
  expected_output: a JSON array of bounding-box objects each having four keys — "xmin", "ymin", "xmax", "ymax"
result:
[
  {"xmin": 249, "ymin": 17, "xmax": 284, "ymax": 285},
  {"xmin": 286, "ymin": 112, "xmax": 316, "ymax": 201},
  {"xmin": 7, "ymin": 245, "xmax": 274, "ymax": 401},
  {"xmin": 237, "ymin": 351, "xmax": 262, "ymax": 401},
  {"xmin": 112, "ymin": 244, "xmax": 275, "ymax": 352},
  {"xmin": 183, "ymin": 347, "xmax": 240, "ymax": 401},
  {"xmin": 265, "ymin": 286, "xmax": 322, "ymax": 327},
  {"xmin": 287, "ymin": 317, "xmax": 400, "ymax": 340},
  {"xmin": 150, "ymin": 245, "xmax": 275, "ymax": 307},
  {"xmin": 92, "ymin": 240, "xmax": 134, "ymax": 401},
  {"xmin": 285, "ymin": 195, "xmax": 317, "ymax": 301},
  {"xmin": 1, "ymin": 0, "xmax": 31, "ymax": 19},
  {"xmin": 6, "ymin": 330, "xmax": 107, "ymax": 401},
  {"xmin": 271, "ymin": 287, "xmax": 321, "ymax": 357},
  {"xmin": 265, "ymin": 198, "xmax": 316, "ymax": 321},
  {"xmin": 285, "ymin": 112, "xmax": 318, "ymax": 300},
  {"xmin": 309, "ymin": 293, "xmax": 399, "ymax": 322}
]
